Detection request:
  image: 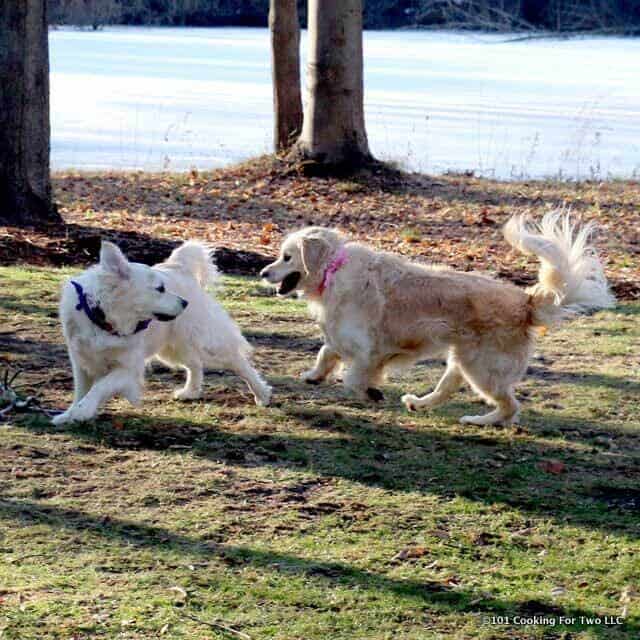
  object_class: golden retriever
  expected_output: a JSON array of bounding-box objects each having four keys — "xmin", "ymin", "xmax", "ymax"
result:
[{"xmin": 261, "ymin": 213, "xmax": 614, "ymax": 425}]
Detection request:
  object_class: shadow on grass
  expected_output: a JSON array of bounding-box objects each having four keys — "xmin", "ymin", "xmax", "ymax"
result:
[
  {"xmin": 0, "ymin": 496, "xmax": 634, "ymax": 637},
  {"xmin": 527, "ymin": 366, "xmax": 640, "ymax": 394},
  {"xmin": 18, "ymin": 395, "xmax": 640, "ymax": 540},
  {"xmin": 243, "ymin": 330, "xmax": 322, "ymax": 354},
  {"xmin": 0, "ymin": 295, "xmax": 58, "ymax": 319},
  {"xmin": 0, "ymin": 221, "xmax": 271, "ymax": 275}
]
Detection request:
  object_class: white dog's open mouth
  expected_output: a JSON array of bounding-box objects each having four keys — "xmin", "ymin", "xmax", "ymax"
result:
[{"xmin": 277, "ymin": 271, "xmax": 301, "ymax": 295}]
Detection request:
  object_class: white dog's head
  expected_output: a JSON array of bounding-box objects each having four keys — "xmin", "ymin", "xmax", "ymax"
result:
[
  {"xmin": 95, "ymin": 242, "xmax": 188, "ymax": 334},
  {"xmin": 260, "ymin": 227, "xmax": 344, "ymax": 296}
]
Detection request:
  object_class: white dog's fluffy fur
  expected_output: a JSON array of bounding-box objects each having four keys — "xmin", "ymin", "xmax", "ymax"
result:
[
  {"xmin": 53, "ymin": 241, "xmax": 271, "ymax": 425},
  {"xmin": 261, "ymin": 212, "xmax": 614, "ymax": 425}
]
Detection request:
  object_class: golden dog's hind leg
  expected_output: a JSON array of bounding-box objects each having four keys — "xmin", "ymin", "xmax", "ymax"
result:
[
  {"xmin": 301, "ymin": 344, "xmax": 340, "ymax": 384},
  {"xmin": 452, "ymin": 340, "xmax": 528, "ymax": 426},
  {"xmin": 402, "ymin": 356, "xmax": 463, "ymax": 412},
  {"xmin": 459, "ymin": 390, "xmax": 520, "ymax": 426}
]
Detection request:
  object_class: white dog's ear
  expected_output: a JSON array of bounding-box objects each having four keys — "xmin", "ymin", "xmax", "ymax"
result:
[
  {"xmin": 300, "ymin": 236, "xmax": 331, "ymax": 276},
  {"xmin": 100, "ymin": 241, "xmax": 130, "ymax": 279}
]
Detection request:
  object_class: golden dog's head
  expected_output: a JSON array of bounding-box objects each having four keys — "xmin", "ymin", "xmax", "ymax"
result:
[{"xmin": 260, "ymin": 227, "xmax": 343, "ymax": 295}]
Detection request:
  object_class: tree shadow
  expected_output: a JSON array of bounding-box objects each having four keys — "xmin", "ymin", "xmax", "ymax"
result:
[
  {"xmin": 0, "ymin": 496, "xmax": 634, "ymax": 637},
  {"xmin": 527, "ymin": 366, "xmax": 640, "ymax": 394},
  {"xmin": 0, "ymin": 294, "xmax": 58, "ymax": 319},
  {"xmin": 243, "ymin": 329, "xmax": 322, "ymax": 354},
  {"xmin": 18, "ymin": 396, "xmax": 639, "ymax": 541},
  {"xmin": 0, "ymin": 221, "xmax": 270, "ymax": 274}
]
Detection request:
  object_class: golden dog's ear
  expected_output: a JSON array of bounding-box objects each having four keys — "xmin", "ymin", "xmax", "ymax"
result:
[{"xmin": 300, "ymin": 236, "xmax": 331, "ymax": 276}]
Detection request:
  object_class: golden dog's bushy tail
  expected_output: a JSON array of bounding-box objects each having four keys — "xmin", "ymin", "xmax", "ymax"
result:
[
  {"xmin": 504, "ymin": 210, "xmax": 615, "ymax": 327},
  {"xmin": 166, "ymin": 241, "xmax": 220, "ymax": 288}
]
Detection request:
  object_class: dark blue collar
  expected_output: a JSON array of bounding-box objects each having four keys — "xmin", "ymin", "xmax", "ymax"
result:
[{"xmin": 70, "ymin": 280, "xmax": 151, "ymax": 337}]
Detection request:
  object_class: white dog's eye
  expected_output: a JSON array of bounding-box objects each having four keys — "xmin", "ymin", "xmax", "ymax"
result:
[
  {"xmin": 156, "ymin": 283, "xmax": 165, "ymax": 293},
  {"xmin": 283, "ymin": 254, "xmax": 291, "ymax": 262}
]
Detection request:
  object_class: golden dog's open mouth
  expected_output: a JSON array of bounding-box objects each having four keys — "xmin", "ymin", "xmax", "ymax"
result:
[
  {"xmin": 153, "ymin": 312, "xmax": 178, "ymax": 322},
  {"xmin": 277, "ymin": 271, "xmax": 301, "ymax": 295}
]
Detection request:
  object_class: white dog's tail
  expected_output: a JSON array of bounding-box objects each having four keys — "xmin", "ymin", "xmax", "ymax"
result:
[
  {"xmin": 503, "ymin": 211, "xmax": 615, "ymax": 328},
  {"xmin": 166, "ymin": 241, "xmax": 220, "ymax": 288}
]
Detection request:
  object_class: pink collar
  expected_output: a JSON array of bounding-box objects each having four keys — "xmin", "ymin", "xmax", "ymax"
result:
[{"xmin": 318, "ymin": 246, "xmax": 349, "ymax": 295}]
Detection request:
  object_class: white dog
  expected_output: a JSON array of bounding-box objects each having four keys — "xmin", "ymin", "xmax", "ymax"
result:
[
  {"xmin": 260, "ymin": 213, "xmax": 614, "ymax": 425},
  {"xmin": 53, "ymin": 241, "xmax": 271, "ymax": 425}
]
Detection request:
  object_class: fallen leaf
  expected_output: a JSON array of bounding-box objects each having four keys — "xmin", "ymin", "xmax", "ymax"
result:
[
  {"xmin": 169, "ymin": 586, "xmax": 188, "ymax": 602},
  {"xmin": 538, "ymin": 459, "xmax": 566, "ymax": 475},
  {"xmin": 392, "ymin": 546, "xmax": 428, "ymax": 562}
]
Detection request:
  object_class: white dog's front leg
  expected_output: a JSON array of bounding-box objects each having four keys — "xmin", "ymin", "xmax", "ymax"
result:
[
  {"xmin": 174, "ymin": 357, "xmax": 204, "ymax": 401},
  {"xmin": 229, "ymin": 355, "xmax": 272, "ymax": 407},
  {"xmin": 71, "ymin": 359, "xmax": 93, "ymax": 403},
  {"xmin": 52, "ymin": 368, "xmax": 140, "ymax": 425},
  {"xmin": 301, "ymin": 344, "xmax": 340, "ymax": 384}
]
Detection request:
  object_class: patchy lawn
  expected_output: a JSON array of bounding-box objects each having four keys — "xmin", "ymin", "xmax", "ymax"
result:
[
  {"xmin": 0, "ymin": 265, "xmax": 638, "ymax": 639},
  {"xmin": 1, "ymin": 159, "xmax": 639, "ymax": 300}
]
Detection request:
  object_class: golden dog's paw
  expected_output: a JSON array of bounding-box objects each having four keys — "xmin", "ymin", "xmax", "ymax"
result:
[
  {"xmin": 173, "ymin": 388, "xmax": 202, "ymax": 402},
  {"xmin": 300, "ymin": 370, "xmax": 322, "ymax": 385},
  {"xmin": 401, "ymin": 394, "xmax": 419, "ymax": 411}
]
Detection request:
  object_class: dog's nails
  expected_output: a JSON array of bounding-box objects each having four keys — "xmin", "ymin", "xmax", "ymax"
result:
[{"xmin": 366, "ymin": 387, "xmax": 384, "ymax": 402}]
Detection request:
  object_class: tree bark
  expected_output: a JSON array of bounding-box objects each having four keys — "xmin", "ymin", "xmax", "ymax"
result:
[
  {"xmin": 0, "ymin": 0, "xmax": 59, "ymax": 226},
  {"xmin": 295, "ymin": 0, "xmax": 372, "ymax": 169},
  {"xmin": 269, "ymin": 0, "xmax": 303, "ymax": 151}
]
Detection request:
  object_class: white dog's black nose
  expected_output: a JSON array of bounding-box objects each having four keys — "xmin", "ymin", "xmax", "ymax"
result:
[
  {"xmin": 260, "ymin": 267, "xmax": 271, "ymax": 279},
  {"xmin": 180, "ymin": 298, "xmax": 188, "ymax": 308}
]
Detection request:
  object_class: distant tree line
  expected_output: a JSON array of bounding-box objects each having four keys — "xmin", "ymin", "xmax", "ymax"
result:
[{"xmin": 48, "ymin": 0, "xmax": 640, "ymax": 33}]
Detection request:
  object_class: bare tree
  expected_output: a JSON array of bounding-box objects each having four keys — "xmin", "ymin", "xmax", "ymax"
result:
[
  {"xmin": 0, "ymin": 0, "xmax": 60, "ymax": 226},
  {"xmin": 269, "ymin": 0, "xmax": 303, "ymax": 151},
  {"xmin": 295, "ymin": 0, "xmax": 372, "ymax": 170},
  {"xmin": 50, "ymin": 0, "xmax": 123, "ymax": 30}
]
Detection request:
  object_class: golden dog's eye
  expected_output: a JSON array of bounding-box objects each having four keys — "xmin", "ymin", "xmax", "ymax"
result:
[{"xmin": 283, "ymin": 254, "xmax": 291, "ymax": 262}]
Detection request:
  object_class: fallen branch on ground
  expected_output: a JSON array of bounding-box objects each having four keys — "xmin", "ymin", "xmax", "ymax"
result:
[{"xmin": 178, "ymin": 611, "xmax": 252, "ymax": 640}]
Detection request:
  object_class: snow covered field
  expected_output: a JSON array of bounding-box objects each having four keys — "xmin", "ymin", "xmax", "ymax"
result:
[{"xmin": 49, "ymin": 27, "xmax": 640, "ymax": 180}]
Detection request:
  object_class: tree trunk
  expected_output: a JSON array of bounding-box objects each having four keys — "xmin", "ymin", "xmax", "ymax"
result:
[
  {"xmin": 0, "ymin": 0, "xmax": 59, "ymax": 226},
  {"xmin": 295, "ymin": 0, "xmax": 372, "ymax": 169},
  {"xmin": 269, "ymin": 0, "xmax": 303, "ymax": 151}
]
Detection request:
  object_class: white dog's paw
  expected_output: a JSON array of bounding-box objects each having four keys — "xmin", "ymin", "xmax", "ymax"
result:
[
  {"xmin": 51, "ymin": 407, "xmax": 91, "ymax": 426},
  {"xmin": 51, "ymin": 411, "xmax": 73, "ymax": 427},
  {"xmin": 173, "ymin": 388, "xmax": 202, "ymax": 402},
  {"xmin": 401, "ymin": 394, "xmax": 419, "ymax": 412},
  {"xmin": 300, "ymin": 369, "xmax": 322, "ymax": 385},
  {"xmin": 254, "ymin": 385, "xmax": 272, "ymax": 407}
]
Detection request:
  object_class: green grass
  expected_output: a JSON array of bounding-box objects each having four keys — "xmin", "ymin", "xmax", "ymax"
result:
[{"xmin": 1, "ymin": 266, "xmax": 639, "ymax": 639}]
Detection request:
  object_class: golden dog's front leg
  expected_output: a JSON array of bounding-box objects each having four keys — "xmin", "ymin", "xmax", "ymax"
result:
[
  {"xmin": 301, "ymin": 344, "xmax": 341, "ymax": 384},
  {"xmin": 342, "ymin": 357, "xmax": 385, "ymax": 402}
]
